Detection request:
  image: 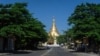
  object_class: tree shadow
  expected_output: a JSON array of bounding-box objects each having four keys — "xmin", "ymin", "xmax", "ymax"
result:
[
  {"xmin": 0, "ymin": 46, "xmax": 50, "ymax": 55},
  {"xmin": 0, "ymin": 50, "xmax": 31, "ymax": 54},
  {"xmin": 68, "ymin": 49, "xmax": 86, "ymax": 53},
  {"xmin": 32, "ymin": 46, "xmax": 50, "ymax": 51},
  {"xmin": 12, "ymin": 50, "xmax": 31, "ymax": 54}
]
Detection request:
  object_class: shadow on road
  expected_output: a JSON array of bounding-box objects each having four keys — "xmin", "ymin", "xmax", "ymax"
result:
[
  {"xmin": 68, "ymin": 49, "xmax": 86, "ymax": 53},
  {"xmin": 68, "ymin": 49, "xmax": 99, "ymax": 55},
  {"xmin": 0, "ymin": 47, "xmax": 50, "ymax": 55},
  {"xmin": 0, "ymin": 50, "xmax": 31, "ymax": 54},
  {"xmin": 12, "ymin": 50, "xmax": 31, "ymax": 54}
]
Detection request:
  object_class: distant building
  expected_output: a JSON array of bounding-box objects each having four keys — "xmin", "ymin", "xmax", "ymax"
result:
[{"xmin": 47, "ymin": 17, "xmax": 60, "ymax": 45}]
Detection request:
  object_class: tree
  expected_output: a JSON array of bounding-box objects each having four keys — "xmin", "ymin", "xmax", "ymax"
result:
[
  {"xmin": 57, "ymin": 35, "xmax": 67, "ymax": 45},
  {"xmin": 0, "ymin": 3, "xmax": 48, "ymax": 50},
  {"xmin": 67, "ymin": 3, "xmax": 100, "ymax": 51},
  {"xmin": 21, "ymin": 18, "xmax": 48, "ymax": 49}
]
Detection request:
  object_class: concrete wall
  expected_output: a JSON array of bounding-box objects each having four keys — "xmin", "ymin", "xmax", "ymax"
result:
[
  {"xmin": 0, "ymin": 38, "xmax": 3, "ymax": 51},
  {"xmin": 7, "ymin": 38, "xmax": 14, "ymax": 51}
]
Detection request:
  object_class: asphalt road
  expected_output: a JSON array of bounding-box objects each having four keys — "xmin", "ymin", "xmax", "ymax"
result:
[
  {"xmin": 3, "ymin": 47, "xmax": 77, "ymax": 56},
  {"xmin": 41, "ymin": 47, "xmax": 76, "ymax": 56}
]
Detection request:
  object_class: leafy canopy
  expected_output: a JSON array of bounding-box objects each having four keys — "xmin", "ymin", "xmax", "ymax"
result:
[{"xmin": 67, "ymin": 3, "xmax": 100, "ymax": 41}]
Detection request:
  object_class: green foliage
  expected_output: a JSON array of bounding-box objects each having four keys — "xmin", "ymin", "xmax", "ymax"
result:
[
  {"xmin": 67, "ymin": 3, "xmax": 100, "ymax": 41},
  {"xmin": 57, "ymin": 35, "xmax": 67, "ymax": 44},
  {"xmin": 0, "ymin": 25, "xmax": 25, "ymax": 37},
  {"xmin": 0, "ymin": 3, "xmax": 48, "ymax": 49}
]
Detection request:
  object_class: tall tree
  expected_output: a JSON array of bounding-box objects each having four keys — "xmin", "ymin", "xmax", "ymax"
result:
[
  {"xmin": 67, "ymin": 3, "xmax": 100, "ymax": 51},
  {"xmin": 0, "ymin": 3, "xmax": 48, "ymax": 50}
]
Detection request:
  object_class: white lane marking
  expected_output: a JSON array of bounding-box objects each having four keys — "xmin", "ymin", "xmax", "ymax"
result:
[{"xmin": 41, "ymin": 48, "xmax": 53, "ymax": 56}]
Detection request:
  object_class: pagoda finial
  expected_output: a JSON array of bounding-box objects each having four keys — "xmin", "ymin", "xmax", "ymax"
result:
[{"xmin": 52, "ymin": 16, "xmax": 55, "ymax": 22}]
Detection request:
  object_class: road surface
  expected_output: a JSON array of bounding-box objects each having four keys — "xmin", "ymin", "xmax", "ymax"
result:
[
  {"xmin": 41, "ymin": 47, "xmax": 76, "ymax": 56},
  {"xmin": 1, "ymin": 46, "xmax": 97, "ymax": 56}
]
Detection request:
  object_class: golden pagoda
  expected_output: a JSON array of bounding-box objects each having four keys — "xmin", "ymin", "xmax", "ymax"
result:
[{"xmin": 48, "ymin": 17, "xmax": 59, "ymax": 45}]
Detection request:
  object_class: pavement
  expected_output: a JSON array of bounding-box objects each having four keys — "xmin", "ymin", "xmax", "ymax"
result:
[
  {"xmin": 0, "ymin": 53, "xmax": 10, "ymax": 56},
  {"xmin": 0, "ymin": 47, "xmax": 48, "ymax": 56},
  {"xmin": 0, "ymin": 46, "xmax": 99, "ymax": 56},
  {"xmin": 74, "ymin": 52, "xmax": 99, "ymax": 56},
  {"xmin": 41, "ymin": 47, "xmax": 76, "ymax": 56},
  {"xmin": 62, "ymin": 46, "xmax": 99, "ymax": 56}
]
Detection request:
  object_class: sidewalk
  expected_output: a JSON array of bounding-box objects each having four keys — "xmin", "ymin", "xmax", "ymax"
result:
[
  {"xmin": 73, "ymin": 52, "xmax": 99, "ymax": 56},
  {"xmin": 62, "ymin": 46, "xmax": 99, "ymax": 56},
  {"xmin": 0, "ymin": 53, "xmax": 10, "ymax": 56}
]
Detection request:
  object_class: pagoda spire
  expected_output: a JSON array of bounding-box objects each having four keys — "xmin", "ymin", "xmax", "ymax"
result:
[
  {"xmin": 48, "ymin": 17, "xmax": 59, "ymax": 45},
  {"xmin": 50, "ymin": 17, "xmax": 59, "ymax": 35}
]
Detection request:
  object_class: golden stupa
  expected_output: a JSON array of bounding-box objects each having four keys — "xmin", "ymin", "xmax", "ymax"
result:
[{"xmin": 48, "ymin": 17, "xmax": 59, "ymax": 45}]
